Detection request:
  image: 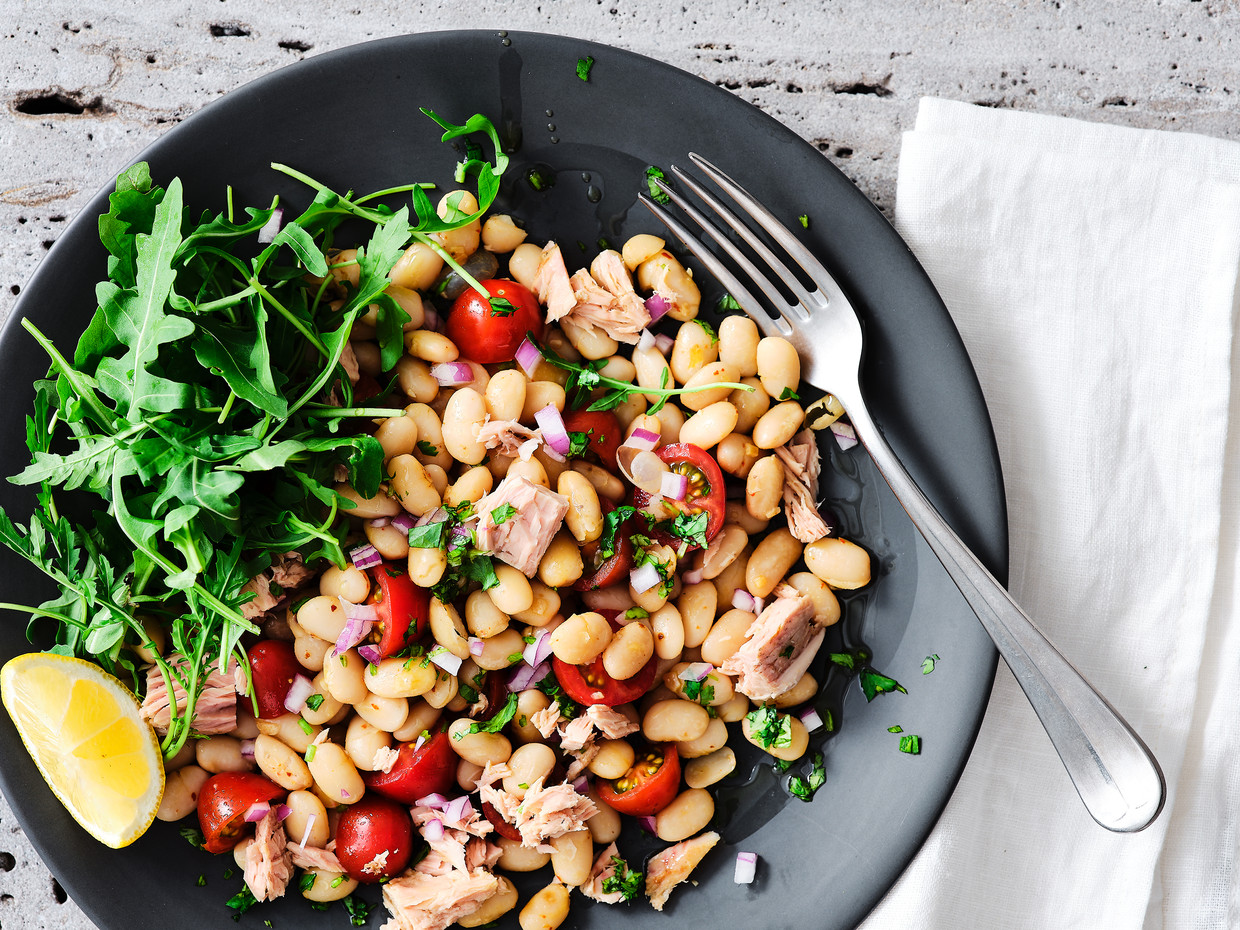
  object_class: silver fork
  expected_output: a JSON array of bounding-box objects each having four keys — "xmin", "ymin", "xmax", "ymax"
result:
[{"xmin": 640, "ymin": 153, "xmax": 1166, "ymax": 833}]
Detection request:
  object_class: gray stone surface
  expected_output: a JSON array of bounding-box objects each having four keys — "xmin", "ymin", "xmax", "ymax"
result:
[{"xmin": 0, "ymin": 2, "xmax": 1238, "ymax": 927}]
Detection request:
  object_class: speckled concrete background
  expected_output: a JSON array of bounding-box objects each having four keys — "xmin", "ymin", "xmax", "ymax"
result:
[{"xmin": 1, "ymin": 2, "xmax": 1238, "ymax": 927}]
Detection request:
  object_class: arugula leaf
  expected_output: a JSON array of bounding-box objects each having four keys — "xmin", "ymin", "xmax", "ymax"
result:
[{"xmin": 601, "ymin": 855, "xmax": 643, "ymax": 900}]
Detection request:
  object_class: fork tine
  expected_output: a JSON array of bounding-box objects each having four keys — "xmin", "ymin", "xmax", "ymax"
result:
[
  {"xmin": 637, "ymin": 193, "xmax": 792, "ymax": 339},
  {"xmin": 650, "ymin": 173, "xmax": 804, "ymax": 324},
  {"xmin": 688, "ymin": 152, "xmax": 848, "ymax": 308},
  {"xmin": 668, "ymin": 166, "xmax": 815, "ymax": 321}
]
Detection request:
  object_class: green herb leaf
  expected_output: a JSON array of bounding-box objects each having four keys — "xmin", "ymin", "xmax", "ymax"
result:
[
  {"xmin": 467, "ymin": 692, "xmax": 519, "ymax": 734},
  {"xmin": 744, "ymin": 704, "xmax": 793, "ymax": 750},
  {"xmin": 601, "ymin": 855, "xmax": 644, "ymax": 901},
  {"xmin": 718, "ymin": 293, "xmax": 741, "ymax": 311},
  {"xmin": 887, "ymin": 725, "xmax": 903, "ymax": 733},
  {"xmin": 922, "ymin": 654, "xmax": 939, "ymax": 675},
  {"xmin": 305, "ymin": 693, "xmax": 324, "ymax": 711},
  {"xmin": 226, "ymin": 885, "xmax": 259, "ymax": 918},
  {"xmin": 576, "ymin": 56, "xmax": 595, "ymax": 82},
  {"xmin": 645, "ymin": 166, "xmax": 671, "ymax": 204},
  {"xmin": 488, "ymin": 296, "xmax": 517, "ymax": 318},
  {"xmin": 798, "ymin": 214, "xmax": 809, "ymax": 228},
  {"xmin": 408, "ymin": 521, "xmax": 448, "ymax": 549},
  {"xmin": 490, "ymin": 504, "xmax": 517, "ymax": 526},
  {"xmin": 693, "ymin": 318, "xmax": 719, "ymax": 342},
  {"xmin": 778, "ymin": 386, "xmax": 800, "ymax": 401},
  {"xmin": 899, "ymin": 734, "xmax": 921, "ymax": 754},
  {"xmin": 859, "ymin": 667, "xmax": 907, "ymax": 702},
  {"xmin": 788, "ymin": 751, "xmax": 826, "ymax": 801},
  {"xmin": 682, "ymin": 677, "xmax": 715, "ymax": 706},
  {"xmin": 343, "ymin": 894, "xmax": 373, "ymax": 926},
  {"xmin": 417, "ymin": 440, "xmax": 439, "ymax": 456}
]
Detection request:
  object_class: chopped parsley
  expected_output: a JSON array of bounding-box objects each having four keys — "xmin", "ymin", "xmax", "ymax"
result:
[
  {"xmin": 576, "ymin": 55, "xmax": 595, "ymax": 81},
  {"xmin": 305, "ymin": 693, "xmax": 324, "ymax": 711},
  {"xmin": 298, "ymin": 718, "xmax": 313, "ymax": 735},
  {"xmin": 899, "ymin": 735, "xmax": 921, "ymax": 755},
  {"xmin": 408, "ymin": 520, "xmax": 447, "ymax": 549},
  {"xmin": 718, "ymin": 293, "xmax": 742, "ymax": 311},
  {"xmin": 922, "ymin": 654, "xmax": 939, "ymax": 675},
  {"xmin": 645, "ymin": 165, "xmax": 671, "ymax": 204},
  {"xmin": 778, "ymin": 386, "xmax": 800, "ymax": 401},
  {"xmin": 506, "ymin": 651, "xmax": 525, "ymax": 664},
  {"xmin": 305, "ymin": 743, "xmax": 317, "ymax": 763},
  {"xmin": 623, "ymin": 606, "xmax": 649, "ymax": 620},
  {"xmin": 462, "ymin": 692, "xmax": 519, "ymax": 736},
  {"xmin": 196, "ymin": 874, "xmax": 207, "ymax": 887},
  {"xmin": 526, "ymin": 167, "xmax": 555, "ymax": 191},
  {"xmin": 298, "ymin": 872, "xmax": 317, "ymax": 893},
  {"xmin": 657, "ymin": 510, "xmax": 709, "ymax": 550},
  {"xmin": 566, "ymin": 429, "xmax": 594, "ymax": 459},
  {"xmin": 416, "ymin": 440, "xmax": 439, "ymax": 456},
  {"xmin": 745, "ymin": 704, "xmax": 793, "ymax": 750},
  {"xmin": 343, "ymin": 894, "xmax": 373, "ymax": 926},
  {"xmin": 887, "ymin": 725, "xmax": 903, "ymax": 733},
  {"xmin": 772, "ymin": 758, "xmax": 793, "ymax": 773},
  {"xmin": 788, "ymin": 751, "xmax": 826, "ymax": 801},
  {"xmin": 798, "ymin": 214, "xmax": 809, "ymax": 228},
  {"xmin": 180, "ymin": 826, "xmax": 205, "ymax": 848},
  {"xmin": 682, "ymin": 676, "xmax": 715, "ymax": 706},
  {"xmin": 778, "ymin": 644, "xmax": 794, "ymax": 659},
  {"xmin": 488, "ymin": 297, "xmax": 517, "ymax": 318},
  {"xmin": 536, "ymin": 671, "xmax": 580, "ymax": 719},
  {"xmin": 490, "ymin": 503, "xmax": 517, "ymax": 525},
  {"xmin": 601, "ymin": 855, "xmax": 644, "ymax": 901},
  {"xmin": 226, "ymin": 885, "xmax": 259, "ymax": 919},
  {"xmin": 859, "ymin": 667, "xmax": 907, "ymax": 702},
  {"xmin": 693, "ymin": 318, "xmax": 719, "ymax": 342}
]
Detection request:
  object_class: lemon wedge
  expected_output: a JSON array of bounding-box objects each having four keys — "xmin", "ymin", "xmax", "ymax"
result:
[{"xmin": 1, "ymin": 652, "xmax": 165, "ymax": 848}]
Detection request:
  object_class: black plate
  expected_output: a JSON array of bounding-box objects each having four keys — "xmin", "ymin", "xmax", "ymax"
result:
[{"xmin": 0, "ymin": 31, "xmax": 1005, "ymax": 930}]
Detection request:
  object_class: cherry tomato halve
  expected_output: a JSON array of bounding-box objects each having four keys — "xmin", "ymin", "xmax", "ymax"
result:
[
  {"xmin": 445, "ymin": 278, "xmax": 544, "ymax": 364},
  {"xmin": 247, "ymin": 640, "xmax": 302, "ymax": 719},
  {"xmin": 574, "ymin": 499, "xmax": 635, "ymax": 593},
  {"xmin": 362, "ymin": 730, "xmax": 456, "ymax": 804},
  {"xmin": 597, "ymin": 744, "xmax": 681, "ymax": 816},
  {"xmin": 632, "ymin": 442, "xmax": 726, "ymax": 549},
  {"xmin": 367, "ymin": 563, "xmax": 430, "ymax": 658},
  {"xmin": 197, "ymin": 771, "xmax": 284, "ymax": 854},
  {"xmin": 481, "ymin": 799, "xmax": 522, "ymax": 842},
  {"xmin": 334, "ymin": 796, "xmax": 415, "ymax": 883},
  {"xmin": 561, "ymin": 409, "xmax": 622, "ymax": 470},
  {"xmin": 551, "ymin": 612, "xmax": 657, "ymax": 707}
]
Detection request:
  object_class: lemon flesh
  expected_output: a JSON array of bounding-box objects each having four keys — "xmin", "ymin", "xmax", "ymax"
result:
[{"xmin": 1, "ymin": 653, "xmax": 165, "ymax": 848}]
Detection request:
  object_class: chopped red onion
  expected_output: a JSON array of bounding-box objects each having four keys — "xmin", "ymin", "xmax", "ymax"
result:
[
  {"xmin": 734, "ymin": 851, "xmax": 758, "ymax": 884},
  {"xmin": 625, "ymin": 427, "xmax": 660, "ymax": 451},
  {"xmin": 522, "ymin": 629, "xmax": 553, "ymax": 668},
  {"xmin": 272, "ymin": 804, "xmax": 291, "ymax": 822},
  {"xmin": 682, "ymin": 567, "xmax": 704, "ymax": 585},
  {"xmin": 430, "ymin": 362, "xmax": 475, "ymax": 387},
  {"xmin": 679, "ymin": 662, "xmax": 714, "ymax": 682},
  {"xmin": 244, "ymin": 801, "xmax": 271, "ymax": 823},
  {"xmin": 732, "ymin": 589, "xmax": 756, "ymax": 613},
  {"xmin": 444, "ymin": 795, "xmax": 472, "ymax": 824},
  {"xmin": 534, "ymin": 404, "xmax": 570, "ymax": 455},
  {"xmin": 515, "ymin": 336, "xmax": 543, "ymax": 377},
  {"xmin": 368, "ymin": 516, "xmax": 391, "ymax": 529},
  {"xmin": 468, "ymin": 637, "xmax": 486, "ymax": 656},
  {"xmin": 660, "ymin": 471, "xmax": 688, "ymax": 501},
  {"xmin": 638, "ymin": 815, "xmax": 657, "ymax": 833},
  {"xmin": 753, "ymin": 596, "xmax": 765, "ymax": 615},
  {"xmin": 429, "ymin": 645, "xmax": 463, "ymax": 676},
  {"xmin": 332, "ymin": 607, "xmax": 376, "ymax": 657},
  {"xmin": 831, "ymin": 421, "xmax": 858, "ymax": 451},
  {"xmin": 508, "ymin": 659, "xmax": 550, "ymax": 692},
  {"xmin": 390, "ymin": 512, "xmax": 416, "ymax": 533},
  {"xmin": 340, "ymin": 788, "xmax": 351, "ymax": 799},
  {"xmin": 239, "ymin": 738, "xmax": 256, "ymax": 761},
  {"xmin": 283, "ymin": 674, "xmax": 315, "ymax": 714},
  {"xmin": 413, "ymin": 733, "xmax": 427, "ymax": 752},
  {"xmin": 654, "ymin": 333, "xmax": 675, "ymax": 356},
  {"xmin": 572, "ymin": 775, "xmax": 590, "ymax": 794},
  {"xmin": 637, "ymin": 329, "xmax": 656, "ymax": 352},
  {"xmin": 298, "ymin": 813, "xmax": 316, "ymax": 849},
  {"xmin": 448, "ymin": 525, "xmax": 472, "ymax": 551},
  {"xmin": 422, "ymin": 818, "xmax": 445, "ymax": 842},
  {"xmin": 350, "ymin": 544, "xmax": 383, "ymax": 570},
  {"xmin": 630, "ymin": 561, "xmax": 662, "ymax": 594},
  {"xmin": 416, "ymin": 792, "xmax": 449, "ymax": 810},
  {"xmin": 800, "ymin": 706, "xmax": 825, "ymax": 732},
  {"xmin": 645, "ymin": 293, "xmax": 670, "ymax": 321},
  {"xmin": 357, "ymin": 644, "xmax": 382, "ymax": 666},
  {"xmin": 256, "ymin": 207, "xmax": 284, "ymax": 244}
]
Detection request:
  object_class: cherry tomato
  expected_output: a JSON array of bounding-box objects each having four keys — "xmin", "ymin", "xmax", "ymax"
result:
[
  {"xmin": 551, "ymin": 612, "xmax": 657, "ymax": 707},
  {"xmin": 574, "ymin": 499, "xmax": 635, "ymax": 592},
  {"xmin": 367, "ymin": 563, "xmax": 430, "ymax": 658},
  {"xmin": 597, "ymin": 744, "xmax": 681, "ymax": 816},
  {"xmin": 334, "ymin": 796, "xmax": 415, "ymax": 883},
  {"xmin": 197, "ymin": 772, "xmax": 284, "ymax": 854},
  {"xmin": 561, "ymin": 409, "xmax": 622, "ymax": 470},
  {"xmin": 362, "ymin": 730, "xmax": 456, "ymax": 804},
  {"xmin": 480, "ymin": 799, "xmax": 522, "ymax": 842},
  {"xmin": 445, "ymin": 278, "xmax": 544, "ymax": 364},
  {"xmin": 632, "ymin": 442, "xmax": 726, "ymax": 549},
  {"xmin": 247, "ymin": 640, "xmax": 302, "ymax": 719}
]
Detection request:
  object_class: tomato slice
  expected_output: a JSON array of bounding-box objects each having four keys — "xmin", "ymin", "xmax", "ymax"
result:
[
  {"xmin": 574, "ymin": 499, "xmax": 635, "ymax": 592},
  {"xmin": 197, "ymin": 771, "xmax": 284, "ymax": 854},
  {"xmin": 246, "ymin": 640, "xmax": 302, "ymax": 719},
  {"xmin": 445, "ymin": 278, "xmax": 545, "ymax": 364},
  {"xmin": 550, "ymin": 613, "xmax": 657, "ymax": 707},
  {"xmin": 480, "ymin": 799, "xmax": 522, "ymax": 842},
  {"xmin": 367, "ymin": 563, "xmax": 430, "ymax": 658},
  {"xmin": 632, "ymin": 442, "xmax": 726, "ymax": 549},
  {"xmin": 596, "ymin": 744, "xmax": 681, "ymax": 816},
  {"xmin": 334, "ymin": 796, "xmax": 415, "ymax": 883},
  {"xmin": 362, "ymin": 730, "xmax": 457, "ymax": 804},
  {"xmin": 561, "ymin": 409, "xmax": 622, "ymax": 470}
]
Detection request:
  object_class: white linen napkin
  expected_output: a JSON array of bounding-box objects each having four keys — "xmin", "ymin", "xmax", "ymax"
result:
[{"xmin": 860, "ymin": 98, "xmax": 1240, "ymax": 929}]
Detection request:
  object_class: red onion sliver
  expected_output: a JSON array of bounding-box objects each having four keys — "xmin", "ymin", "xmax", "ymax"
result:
[
  {"xmin": 272, "ymin": 804, "xmax": 291, "ymax": 822},
  {"xmin": 390, "ymin": 512, "xmax": 416, "ymax": 533},
  {"xmin": 522, "ymin": 629, "xmax": 553, "ymax": 668},
  {"xmin": 572, "ymin": 775, "xmax": 590, "ymax": 794},
  {"xmin": 534, "ymin": 404, "xmax": 571, "ymax": 455},
  {"xmin": 645, "ymin": 293, "xmax": 670, "ymax": 321},
  {"xmin": 368, "ymin": 516, "xmax": 391, "ymax": 529},
  {"xmin": 508, "ymin": 659, "xmax": 550, "ymax": 692},
  {"xmin": 800, "ymin": 707, "xmax": 825, "ymax": 732},
  {"xmin": 679, "ymin": 662, "xmax": 714, "ymax": 682},
  {"xmin": 630, "ymin": 561, "xmax": 662, "ymax": 595},
  {"xmin": 735, "ymin": 851, "xmax": 758, "ymax": 884},
  {"xmin": 430, "ymin": 362, "xmax": 475, "ymax": 387},
  {"xmin": 429, "ymin": 645, "xmax": 463, "ymax": 676},
  {"xmin": 416, "ymin": 793, "xmax": 449, "ymax": 810},
  {"xmin": 298, "ymin": 813, "xmax": 316, "ymax": 849},
  {"xmin": 682, "ymin": 567, "xmax": 705, "ymax": 585},
  {"xmin": 239, "ymin": 738, "xmax": 256, "ymax": 760},
  {"xmin": 357, "ymin": 644, "xmax": 382, "ymax": 666},
  {"xmin": 660, "ymin": 471, "xmax": 688, "ymax": 501},
  {"xmin": 753, "ymin": 596, "xmax": 765, "ymax": 615},
  {"xmin": 244, "ymin": 801, "xmax": 271, "ymax": 823},
  {"xmin": 414, "ymin": 733, "xmax": 427, "ymax": 752},
  {"xmin": 256, "ymin": 207, "xmax": 284, "ymax": 244},
  {"xmin": 654, "ymin": 333, "xmax": 675, "ymax": 356},
  {"xmin": 332, "ymin": 608, "xmax": 375, "ymax": 657},
  {"xmin": 423, "ymin": 818, "xmax": 446, "ymax": 842},
  {"xmin": 831, "ymin": 421, "xmax": 859, "ymax": 451},
  {"xmin": 350, "ymin": 544, "xmax": 383, "ymax": 570},
  {"xmin": 444, "ymin": 795, "xmax": 471, "ymax": 824},
  {"xmin": 515, "ymin": 336, "xmax": 543, "ymax": 377},
  {"xmin": 638, "ymin": 815, "xmax": 657, "ymax": 833},
  {"xmin": 637, "ymin": 329, "xmax": 656, "ymax": 352},
  {"xmin": 732, "ymin": 589, "xmax": 756, "ymax": 613},
  {"xmin": 468, "ymin": 637, "xmax": 486, "ymax": 657},
  {"xmin": 283, "ymin": 673, "xmax": 315, "ymax": 714},
  {"xmin": 625, "ymin": 427, "xmax": 660, "ymax": 451}
]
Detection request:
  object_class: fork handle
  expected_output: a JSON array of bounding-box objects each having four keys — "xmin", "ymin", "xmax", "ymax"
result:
[{"xmin": 843, "ymin": 398, "xmax": 1166, "ymax": 832}]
